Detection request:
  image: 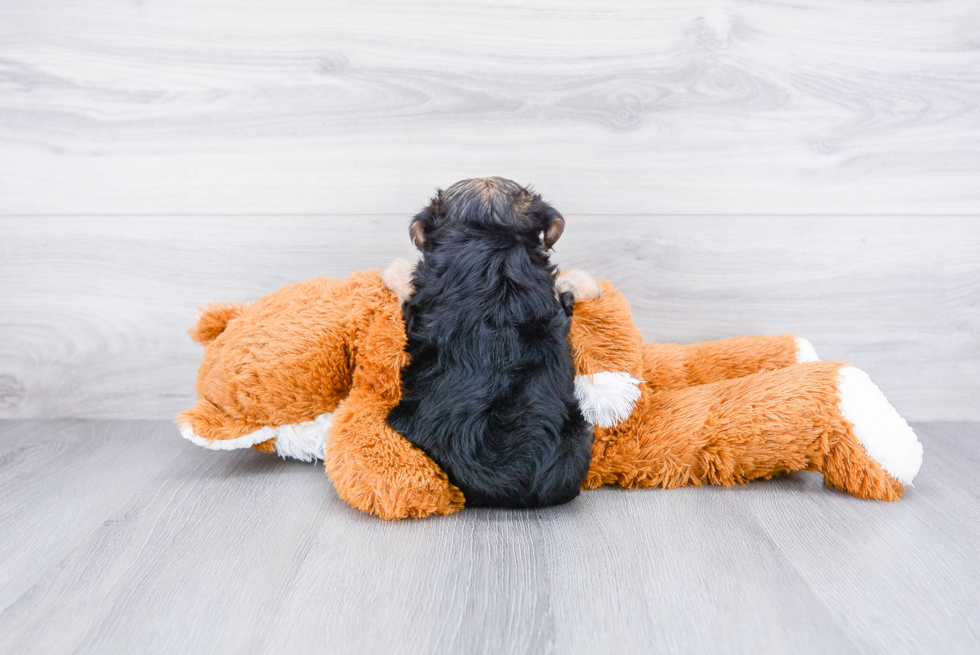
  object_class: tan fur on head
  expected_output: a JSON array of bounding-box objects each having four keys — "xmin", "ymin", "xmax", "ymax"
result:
[
  {"xmin": 556, "ymin": 269, "xmax": 601, "ymax": 303},
  {"xmin": 381, "ymin": 258, "xmax": 417, "ymax": 306},
  {"xmin": 444, "ymin": 177, "xmax": 529, "ymax": 221},
  {"xmin": 410, "ymin": 177, "xmax": 565, "ymax": 251}
]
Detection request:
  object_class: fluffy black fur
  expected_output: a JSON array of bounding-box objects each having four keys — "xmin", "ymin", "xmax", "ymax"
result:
[{"xmin": 386, "ymin": 178, "xmax": 593, "ymax": 508}]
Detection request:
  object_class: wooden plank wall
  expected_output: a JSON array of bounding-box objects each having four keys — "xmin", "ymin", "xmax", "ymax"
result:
[{"xmin": 1, "ymin": 1, "xmax": 978, "ymax": 421}]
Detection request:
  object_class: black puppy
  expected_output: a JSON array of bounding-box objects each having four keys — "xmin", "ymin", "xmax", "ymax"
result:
[{"xmin": 386, "ymin": 177, "xmax": 593, "ymax": 508}]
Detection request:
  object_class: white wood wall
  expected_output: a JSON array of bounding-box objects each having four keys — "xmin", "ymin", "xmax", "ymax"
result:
[{"xmin": 1, "ymin": 1, "xmax": 978, "ymax": 420}]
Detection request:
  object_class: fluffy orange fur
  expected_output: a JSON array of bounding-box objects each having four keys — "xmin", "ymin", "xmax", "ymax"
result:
[{"xmin": 178, "ymin": 270, "xmax": 905, "ymax": 520}]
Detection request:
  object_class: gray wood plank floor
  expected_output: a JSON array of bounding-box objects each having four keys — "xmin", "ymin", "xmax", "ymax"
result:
[{"xmin": 1, "ymin": 420, "xmax": 977, "ymax": 655}]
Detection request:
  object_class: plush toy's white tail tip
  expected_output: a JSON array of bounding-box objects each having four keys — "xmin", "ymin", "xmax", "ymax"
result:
[{"xmin": 837, "ymin": 366, "xmax": 922, "ymax": 486}]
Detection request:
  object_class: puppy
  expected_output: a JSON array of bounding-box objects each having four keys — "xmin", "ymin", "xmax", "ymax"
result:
[{"xmin": 386, "ymin": 177, "xmax": 594, "ymax": 508}]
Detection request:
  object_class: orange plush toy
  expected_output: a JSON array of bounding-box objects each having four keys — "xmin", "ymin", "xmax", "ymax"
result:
[{"xmin": 177, "ymin": 265, "xmax": 923, "ymax": 520}]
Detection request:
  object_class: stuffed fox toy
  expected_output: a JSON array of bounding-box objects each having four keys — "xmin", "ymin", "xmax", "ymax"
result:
[{"xmin": 177, "ymin": 264, "xmax": 923, "ymax": 520}]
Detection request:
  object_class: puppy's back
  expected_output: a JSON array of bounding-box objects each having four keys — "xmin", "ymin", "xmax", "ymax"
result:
[{"xmin": 387, "ymin": 237, "xmax": 593, "ymax": 508}]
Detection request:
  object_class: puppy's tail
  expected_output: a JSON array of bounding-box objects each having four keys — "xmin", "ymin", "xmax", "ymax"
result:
[{"xmin": 188, "ymin": 302, "xmax": 249, "ymax": 344}]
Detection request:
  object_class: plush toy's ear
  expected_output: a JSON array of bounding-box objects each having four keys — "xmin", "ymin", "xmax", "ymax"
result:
[
  {"xmin": 527, "ymin": 195, "xmax": 565, "ymax": 248},
  {"xmin": 409, "ymin": 190, "xmax": 443, "ymax": 249}
]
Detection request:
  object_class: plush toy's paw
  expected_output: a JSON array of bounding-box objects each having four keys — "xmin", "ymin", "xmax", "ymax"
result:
[
  {"xmin": 836, "ymin": 366, "xmax": 922, "ymax": 487},
  {"xmin": 327, "ymin": 434, "xmax": 466, "ymax": 520},
  {"xmin": 326, "ymin": 390, "xmax": 465, "ymax": 520},
  {"xmin": 556, "ymin": 269, "xmax": 601, "ymax": 303},
  {"xmin": 574, "ymin": 372, "xmax": 643, "ymax": 428},
  {"xmin": 381, "ymin": 258, "xmax": 417, "ymax": 307},
  {"xmin": 177, "ymin": 411, "xmax": 331, "ymax": 462},
  {"xmin": 795, "ymin": 337, "xmax": 820, "ymax": 363}
]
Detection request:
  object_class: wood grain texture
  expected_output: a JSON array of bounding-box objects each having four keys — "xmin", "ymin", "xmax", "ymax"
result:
[
  {"xmin": 1, "ymin": 216, "xmax": 977, "ymax": 421},
  {"xmin": 0, "ymin": 420, "xmax": 977, "ymax": 654},
  {"xmin": 1, "ymin": 1, "xmax": 979, "ymax": 215}
]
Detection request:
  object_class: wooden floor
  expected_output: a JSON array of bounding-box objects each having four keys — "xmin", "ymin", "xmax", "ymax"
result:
[{"xmin": 1, "ymin": 420, "xmax": 977, "ymax": 654}]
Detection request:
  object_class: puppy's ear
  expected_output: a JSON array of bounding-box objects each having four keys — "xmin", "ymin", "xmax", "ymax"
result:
[
  {"xmin": 409, "ymin": 190, "xmax": 443, "ymax": 249},
  {"xmin": 528, "ymin": 196, "xmax": 565, "ymax": 248},
  {"xmin": 544, "ymin": 213, "xmax": 565, "ymax": 248}
]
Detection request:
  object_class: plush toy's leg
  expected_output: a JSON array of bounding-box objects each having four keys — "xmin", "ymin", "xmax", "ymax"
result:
[
  {"xmin": 641, "ymin": 334, "xmax": 818, "ymax": 391},
  {"xmin": 569, "ymin": 280, "xmax": 646, "ymax": 377},
  {"xmin": 324, "ymin": 387, "xmax": 465, "ymax": 520},
  {"xmin": 176, "ymin": 400, "xmax": 332, "ymax": 462},
  {"xmin": 566, "ymin": 280, "xmax": 647, "ymax": 428},
  {"xmin": 586, "ymin": 361, "xmax": 922, "ymax": 501}
]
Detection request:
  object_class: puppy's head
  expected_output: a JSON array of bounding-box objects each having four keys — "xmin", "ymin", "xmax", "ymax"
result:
[{"xmin": 409, "ymin": 177, "xmax": 564, "ymax": 253}]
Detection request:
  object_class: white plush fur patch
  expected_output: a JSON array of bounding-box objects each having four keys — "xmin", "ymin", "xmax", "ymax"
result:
[
  {"xmin": 837, "ymin": 366, "xmax": 922, "ymax": 486},
  {"xmin": 381, "ymin": 258, "xmax": 417, "ymax": 306},
  {"xmin": 178, "ymin": 412, "xmax": 332, "ymax": 463},
  {"xmin": 574, "ymin": 372, "xmax": 642, "ymax": 428},
  {"xmin": 556, "ymin": 270, "xmax": 601, "ymax": 303},
  {"xmin": 795, "ymin": 337, "xmax": 820, "ymax": 363}
]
